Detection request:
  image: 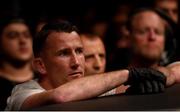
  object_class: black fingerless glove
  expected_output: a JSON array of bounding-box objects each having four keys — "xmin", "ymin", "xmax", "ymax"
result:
[{"xmin": 125, "ymin": 68, "xmax": 167, "ymax": 94}]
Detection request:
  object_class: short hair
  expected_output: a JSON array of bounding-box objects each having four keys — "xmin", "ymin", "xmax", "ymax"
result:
[
  {"xmin": 126, "ymin": 7, "xmax": 175, "ymax": 32},
  {"xmin": 33, "ymin": 20, "xmax": 78, "ymax": 57},
  {"xmin": 0, "ymin": 17, "xmax": 27, "ymax": 37}
]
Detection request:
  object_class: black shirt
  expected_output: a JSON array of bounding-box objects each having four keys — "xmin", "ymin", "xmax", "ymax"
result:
[{"xmin": 0, "ymin": 77, "xmax": 17, "ymax": 110}]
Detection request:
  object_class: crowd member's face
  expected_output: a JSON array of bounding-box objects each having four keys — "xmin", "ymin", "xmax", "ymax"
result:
[
  {"xmin": 130, "ymin": 11, "xmax": 165, "ymax": 62},
  {"xmin": 114, "ymin": 5, "xmax": 131, "ymax": 49},
  {"xmin": 40, "ymin": 31, "xmax": 85, "ymax": 88},
  {"xmin": 155, "ymin": 0, "xmax": 178, "ymax": 23},
  {"xmin": 1, "ymin": 23, "xmax": 33, "ymax": 62},
  {"xmin": 81, "ymin": 35, "xmax": 106, "ymax": 76}
]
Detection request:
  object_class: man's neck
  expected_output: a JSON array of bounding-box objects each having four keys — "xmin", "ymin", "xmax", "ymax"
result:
[
  {"xmin": 129, "ymin": 56, "xmax": 159, "ymax": 69},
  {"xmin": 0, "ymin": 62, "xmax": 33, "ymax": 83},
  {"xmin": 39, "ymin": 78, "xmax": 54, "ymax": 90}
]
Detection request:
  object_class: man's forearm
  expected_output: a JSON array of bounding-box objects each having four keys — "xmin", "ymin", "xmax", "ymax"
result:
[
  {"xmin": 166, "ymin": 62, "xmax": 180, "ymax": 86},
  {"xmin": 21, "ymin": 69, "xmax": 129, "ymax": 110},
  {"xmin": 53, "ymin": 69, "xmax": 129, "ymax": 103},
  {"xmin": 19, "ymin": 67, "xmax": 167, "ymax": 110},
  {"xmin": 157, "ymin": 66, "xmax": 176, "ymax": 86}
]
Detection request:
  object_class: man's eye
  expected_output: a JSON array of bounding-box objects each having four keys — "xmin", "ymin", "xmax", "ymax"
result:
[
  {"xmin": 58, "ymin": 51, "xmax": 69, "ymax": 56},
  {"xmin": 99, "ymin": 54, "xmax": 105, "ymax": 58},
  {"xmin": 23, "ymin": 32, "xmax": 32, "ymax": 38},
  {"xmin": 133, "ymin": 29, "xmax": 146, "ymax": 35},
  {"xmin": 162, "ymin": 9, "xmax": 168, "ymax": 14},
  {"xmin": 85, "ymin": 55, "xmax": 94, "ymax": 59},
  {"xmin": 173, "ymin": 9, "xmax": 178, "ymax": 14},
  {"xmin": 76, "ymin": 48, "xmax": 83, "ymax": 54},
  {"xmin": 6, "ymin": 32, "xmax": 18, "ymax": 39},
  {"xmin": 155, "ymin": 30, "xmax": 164, "ymax": 35},
  {"xmin": 137, "ymin": 30, "xmax": 146, "ymax": 35}
]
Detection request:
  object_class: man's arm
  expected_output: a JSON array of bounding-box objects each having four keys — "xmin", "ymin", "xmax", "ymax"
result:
[
  {"xmin": 154, "ymin": 61, "xmax": 180, "ymax": 87},
  {"xmin": 21, "ymin": 70, "xmax": 129, "ymax": 110},
  {"xmin": 166, "ymin": 61, "xmax": 180, "ymax": 85},
  {"xmin": 156, "ymin": 66, "xmax": 175, "ymax": 86}
]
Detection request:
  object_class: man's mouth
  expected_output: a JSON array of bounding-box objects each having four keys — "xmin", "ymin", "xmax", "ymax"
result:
[
  {"xmin": 68, "ymin": 72, "xmax": 83, "ymax": 80},
  {"xmin": 69, "ymin": 72, "xmax": 83, "ymax": 76},
  {"xmin": 19, "ymin": 47, "xmax": 29, "ymax": 53}
]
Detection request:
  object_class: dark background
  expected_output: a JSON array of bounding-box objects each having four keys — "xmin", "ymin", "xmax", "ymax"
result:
[
  {"xmin": 0, "ymin": 0, "xmax": 157, "ymax": 25},
  {"xmin": 0, "ymin": 0, "xmax": 178, "ymax": 30}
]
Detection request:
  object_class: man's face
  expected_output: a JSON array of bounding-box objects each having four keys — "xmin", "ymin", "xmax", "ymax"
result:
[
  {"xmin": 41, "ymin": 31, "xmax": 85, "ymax": 88},
  {"xmin": 130, "ymin": 11, "xmax": 165, "ymax": 62},
  {"xmin": 81, "ymin": 35, "xmax": 106, "ymax": 76},
  {"xmin": 1, "ymin": 23, "xmax": 33, "ymax": 62},
  {"xmin": 155, "ymin": 0, "xmax": 178, "ymax": 23}
]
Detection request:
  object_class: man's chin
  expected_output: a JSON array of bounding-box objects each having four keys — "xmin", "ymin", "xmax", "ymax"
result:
[{"xmin": 143, "ymin": 54, "xmax": 161, "ymax": 62}]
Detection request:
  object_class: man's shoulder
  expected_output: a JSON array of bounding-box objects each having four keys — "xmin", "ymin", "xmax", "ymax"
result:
[
  {"xmin": 13, "ymin": 79, "xmax": 44, "ymax": 92},
  {"xmin": 6, "ymin": 80, "xmax": 45, "ymax": 110},
  {"xmin": 16, "ymin": 79, "xmax": 38, "ymax": 87}
]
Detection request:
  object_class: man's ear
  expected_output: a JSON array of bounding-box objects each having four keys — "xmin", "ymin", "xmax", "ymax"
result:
[{"xmin": 33, "ymin": 58, "xmax": 47, "ymax": 75}]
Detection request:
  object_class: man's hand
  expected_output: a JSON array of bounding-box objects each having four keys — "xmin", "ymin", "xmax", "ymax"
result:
[
  {"xmin": 125, "ymin": 68, "xmax": 167, "ymax": 94},
  {"xmin": 167, "ymin": 62, "xmax": 180, "ymax": 85}
]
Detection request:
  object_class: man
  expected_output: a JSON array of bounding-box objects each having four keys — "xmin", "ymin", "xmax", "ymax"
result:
[
  {"xmin": 154, "ymin": 0, "xmax": 178, "ymax": 23},
  {"xmin": 81, "ymin": 33, "xmax": 106, "ymax": 75},
  {"xmin": 6, "ymin": 21, "xmax": 167, "ymax": 110},
  {"xmin": 81, "ymin": 33, "xmax": 128, "ymax": 94},
  {"xmin": 0, "ymin": 17, "xmax": 33, "ymax": 110},
  {"xmin": 104, "ymin": 2, "xmax": 132, "ymax": 71},
  {"xmin": 154, "ymin": 0, "xmax": 178, "ymax": 61},
  {"xmin": 126, "ymin": 8, "xmax": 179, "ymax": 86}
]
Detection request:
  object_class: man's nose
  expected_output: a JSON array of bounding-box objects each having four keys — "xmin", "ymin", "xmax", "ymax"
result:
[
  {"xmin": 148, "ymin": 30, "xmax": 156, "ymax": 40},
  {"xmin": 19, "ymin": 35, "xmax": 29, "ymax": 44},
  {"xmin": 70, "ymin": 52, "xmax": 80, "ymax": 69},
  {"xmin": 93, "ymin": 55, "xmax": 102, "ymax": 70}
]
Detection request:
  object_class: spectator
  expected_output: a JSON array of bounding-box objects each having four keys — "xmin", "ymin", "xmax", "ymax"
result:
[
  {"xmin": 81, "ymin": 33, "xmax": 106, "ymax": 75},
  {"xmin": 0, "ymin": 17, "xmax": 33, "ymax": 110},
  {"xmin": 154, "ymin": 0, "xmax": 178, "ymax": 23},
  {"xmin": 126, "ymin": 8, "xmax": 178, "ymax": 86},
  {"xmin": 104, "ymin": 2, "xmax": 132, "ymax": 71}
]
